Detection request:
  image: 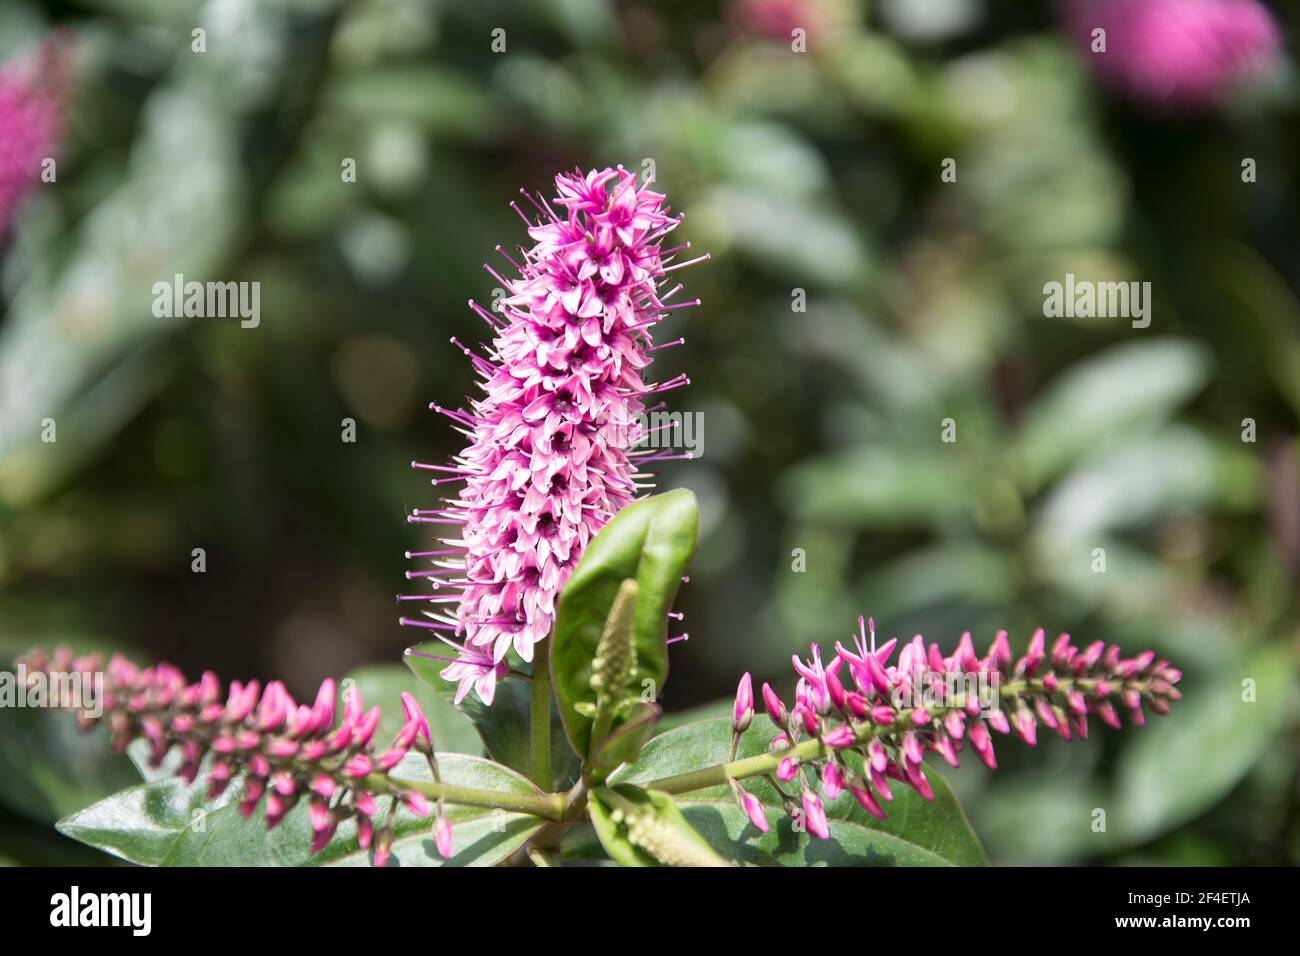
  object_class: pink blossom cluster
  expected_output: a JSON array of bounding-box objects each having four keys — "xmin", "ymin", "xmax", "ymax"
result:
[
  {"xmin": 403, "ymin": 166, "xmax": 701, "ymax": 705},
  {"xmin": 0, "ymin": 38, "xmax": 66, "ymax": 236},
  {"xmin": 1066, "ymin": 0, "xmax": 1281, "ymax": 109},
  {"xmin": 729, "ymin": 618, "xmax": 1182, "ymax": 838},
  {"xmin": 17, "ymin": 648, "xmax": 450, "ymax": 866}
]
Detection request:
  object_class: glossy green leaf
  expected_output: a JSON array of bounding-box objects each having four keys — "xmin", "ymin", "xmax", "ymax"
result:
[
  {"xmin": 1015, "ymin": 340, "xmax": 1210, "ymax": 492},
  {"xmin": 551, "ymin": 490, "xmax": 699, "ymax": 758},
  {"xmin": 589, "ymin": 784, "xmax": 727, "ymax": 867},
  {"xmin": 404, "ymin": 649, "xmax": 579, "ymax": 790},
  {"xmin": 615, "ymin": 718, "xmax": 986, "ymax": 866},
  {"xmin": 58, "ymin": 753, "xmax": 543, "ymax": 867}
]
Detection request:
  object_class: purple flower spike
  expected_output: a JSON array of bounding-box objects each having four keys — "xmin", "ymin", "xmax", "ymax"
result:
[{"xmin": 403, "ymin": 167, "xmax": 703, "ymax": 705}]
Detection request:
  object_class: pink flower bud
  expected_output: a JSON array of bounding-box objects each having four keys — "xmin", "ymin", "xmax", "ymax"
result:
[
  {"xmin": 401, "ymin": 790, "xmax": 430, "ymax": 818},
  {"xmin": 777, "ymin": 756, "xmax": 799, "ymax": 782},
  {"xmin": 434, "ymin": 814, "xmax": 453, "ymax": 859},
  {"xmin": 374, "ymin": 827, "xmax": 394, "ymax": 868},
  {"xmin": 400, "ymin": 692, "xmax": 433, "ymax": 753},
  {"xmin": 849, "ymin": 781, "xmax": 885, "ymax": 819},
  {"xmin": 801, "ymin": 788, "xmax": 830, "ymax": 839},
  {"xmin": 822, "ymin": 726, "xmax": 854, "ymax": 749},
  {"xmin": 1014, "ymin": 708, "xmax": 1038, "ymax": 746},
  {"xmin": 737, "ymin": 789, "xmax": 769, "ymax": 832},
  {"xmin": 762, "ymin": 682, "xmax": 787, "ymax": 727},
  {"xmin": 821, "ymin": 761, "xmax": 845, "ymax": 799},
  {"xmin": 824, "ymin": 668, "xmax": 846, "ymax": 710},
  {"xmin": 733, "ymin": 672, "xmax": 754, "ymax": 733}
]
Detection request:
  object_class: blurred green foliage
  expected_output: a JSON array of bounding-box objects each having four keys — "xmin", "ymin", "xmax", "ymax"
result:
[{"xmin": 1, "ymin": 0, "xmax": 1298, "ymax": 866}]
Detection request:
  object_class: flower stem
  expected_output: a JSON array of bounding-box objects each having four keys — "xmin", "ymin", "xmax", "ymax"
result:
[
  {"xmin": 375, "ymin": 773, "xmax": 566, "ymax": 821},
  {"xmin": 530, "ymin": 639, "xmax": 553, "ymax": 790}
]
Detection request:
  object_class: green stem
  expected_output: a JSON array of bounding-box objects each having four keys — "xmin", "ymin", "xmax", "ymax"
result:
[
  {"xmin": 375, "ymin": 774, "xmax": 566, "ymax": 821},
  {"xmin": 647, "ymin": 676, "xmax": 1150, "ymax": 796},
  {"xmin": 530, "ymin": 639, "xmax": 553, "ymax": 790}
]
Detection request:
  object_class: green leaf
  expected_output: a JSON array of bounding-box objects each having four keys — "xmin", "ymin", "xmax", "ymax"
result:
[
  {"xmin": 782, "ymin": 445, "xmax": 973, "ymax": 526},
  {"xmin": 404, "ymin": 650, "xmax": 580, "ymax": 790},
  {"xmin": 589, "ymin": 784, "xmax": 727, "ymax": 867},
  {"xmin": 1015, "ymin": 340, "xmax": 1210, "ymax": 492},
  {"xmin": 551, "ymin": 490, "xmax": 699, "ymax": 758},
  {"xmin": 615, "ymin": 718, "xmax": 986, "ymax": 866},
  {"xmin": 1114, "ymin": 643, "xmax": 1297, "ymax": 841},
  {"xmin": 57, "ymin": 754, "xmax": 544, "ymax": 867}
]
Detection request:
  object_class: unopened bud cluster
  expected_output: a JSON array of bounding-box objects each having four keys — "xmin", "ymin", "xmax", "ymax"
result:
[
  {"xmin": 16, "ymin": 648, "xmax": 452, "ymax": 866},
  {"xmin": 730, "ymin": 618, "xmax": 1182, "ymax": 837}
]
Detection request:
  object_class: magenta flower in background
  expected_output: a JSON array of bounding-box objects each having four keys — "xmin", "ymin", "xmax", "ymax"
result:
[
  {"xmin": 0, "ymin": 38, "xmax": 67, "ymax": 237},
  {"xmin": 402, "ymin": 167, "xmax": 702, "ymax": 705},
  {"xmin": 727, "ymin": 0, "xmax": 839, "ymax": 48},
  {"xmin": 1065, "ymin": 0, "xmax": 1281, "ymax": 109}
]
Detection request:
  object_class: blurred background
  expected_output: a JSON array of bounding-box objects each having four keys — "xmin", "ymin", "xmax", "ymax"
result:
[{"xmin": 1, "ymin": 0, "xmax": 1298, "ymax": 866}]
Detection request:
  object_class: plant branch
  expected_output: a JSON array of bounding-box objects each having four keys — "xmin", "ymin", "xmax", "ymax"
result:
[
  {"xmin": 376, "ymin": 773, "xmax": 566, "ymax": 821},
  {"xmin": 531, "ymin": 639, "xmax": 553, "ymax": 790}
]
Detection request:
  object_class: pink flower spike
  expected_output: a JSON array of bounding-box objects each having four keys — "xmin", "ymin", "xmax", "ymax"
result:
[
  {"xmin": 408, "ymin": 167, "xmax": 697, "ymax": 698},
  {"xmin": 733, "ymin": 672, "xmax": 754, "ymax": 733}
]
